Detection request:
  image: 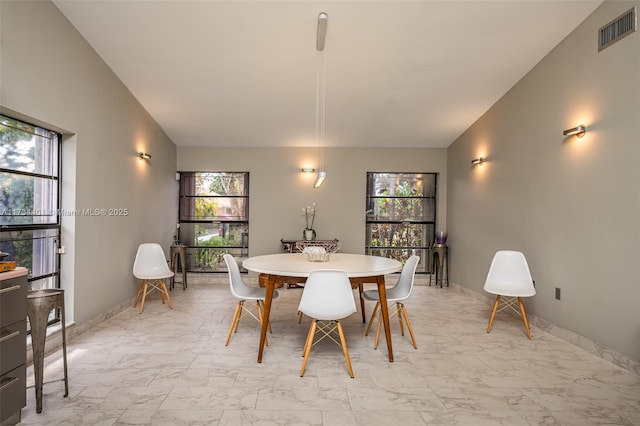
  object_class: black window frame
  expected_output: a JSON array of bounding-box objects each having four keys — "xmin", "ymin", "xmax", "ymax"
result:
[
  {"xmin": 365, "ymin": 172, "xmax": 437, "ymax": 273},
  {"xmin": 0, "ymin": 114, "xmax": 62, "ymax": 327},
  {"xmin": 178, "ymin": 171, "xmax": 249, "ymax": 272}
]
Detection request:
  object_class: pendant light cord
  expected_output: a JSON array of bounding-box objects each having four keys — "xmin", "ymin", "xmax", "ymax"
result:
[{"xmin": 319, "ymin": 48, "xmax": 326, "ymax": 173}]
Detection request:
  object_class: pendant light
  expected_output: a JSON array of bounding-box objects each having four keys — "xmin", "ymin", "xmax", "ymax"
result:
[{"xmin": 314, "ymin": 12, "xmax": 328, "ymax": 189}]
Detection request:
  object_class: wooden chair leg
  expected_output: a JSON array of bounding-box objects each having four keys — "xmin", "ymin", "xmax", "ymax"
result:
[
  {"xmin": 518, "ymin": 297, "xmax": 532, "ymax": 339},
  {"xmin": 364, "ymin": 302, "xmax": 380, "ymax": 336},
  {"xmin": 337, "ymin": 320, "xmax": 354, "ymax": 378},
  {"xmin": 234, "ymin": 300, "xmax": 245, "ymax": 332},
  {"xmin": 133, "ymin": 280, "xmax": 145, "ymax": 308},
  {"xmin": 486, "ymin": 295, "xmax": 501, "ymax": 333},
  {"xmin": 225, "ymin": 302, "xmax": 242, "ymax": 346},
  {"xmin": 301, "ymin": 318, "xmax": 315, "ymax": 357},
  {"xmin": 359, "ymin": 284, "xmax": 366, "ymax": 323},
  {"xmin": 300, "ymin": 320, "xmax": 317, "ymax": 377},
  {"xmin": 400, "ymin": 304, "xmax": 418, "ymax": 349},
  {"xmin": 139, "ymin": 281, "xmax": 149, "ymax": 314},
  {"xmin": 396, "ymin": 303, "xmax": 405, "ymax": 336},
  {"xmin": 160, "ymin": 279, "xmax": 173, "ymax": 309},
  {"xmin": 373, "ymin": 310, "xmax": 383, "ymax": 350},
  {"xmin": 256, "ymin": 301, "xmax": 264, "ymax": 329}
]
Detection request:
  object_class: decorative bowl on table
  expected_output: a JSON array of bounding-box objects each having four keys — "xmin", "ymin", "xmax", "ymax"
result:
[
  {"xmin": 0, "ymin": 252, "xmax": 8, "ymax": 261},
  {"xmin": 303, "ymin": 246, "xmax": 330, "ymax": 262}
]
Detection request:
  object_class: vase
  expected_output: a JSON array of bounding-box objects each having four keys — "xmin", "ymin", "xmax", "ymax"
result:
[{"xmin": 304, "ymin": 229, "xmax": 315, "ymax": 241}]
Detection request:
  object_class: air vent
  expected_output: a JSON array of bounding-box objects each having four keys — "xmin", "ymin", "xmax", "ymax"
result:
[{"xmin": 599, "ymin": 7, "xmax": 636, "ymax": 51}]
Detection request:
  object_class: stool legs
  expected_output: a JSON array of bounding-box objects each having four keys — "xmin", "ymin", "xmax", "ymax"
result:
[
  {"xmin": 61, "ymin": 303, "xmax": 69, "ymax": 398},
  {"xmin": 27, "ymin": 290, "xmax": 68, "ymax": 414},
  {"xmin": 170, "ymin": 246, "xmax": 188, "ymax": 290}
]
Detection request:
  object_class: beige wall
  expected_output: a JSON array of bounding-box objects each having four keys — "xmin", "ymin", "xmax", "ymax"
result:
[
  {"xmin": 178, "ymin": 147, "xmax": 447, "ymax": 256},
  {"xmin": 447, "ymin": 0, "xmax": 640, "ymax": 362},
  {"xmin": 1, "ymin": 0, "xmax": 178, "ymax": 323}
]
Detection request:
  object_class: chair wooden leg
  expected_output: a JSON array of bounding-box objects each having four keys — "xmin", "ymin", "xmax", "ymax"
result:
[
  {"xmin": 225, "ymin": 302, "xmax": 242, "ymax": 346},
  {"xmin": 337, "ymin": 320, "xmax": 354, "ymax": 378},
  {"xmin": 301, "ymin": 318, "xmax": 315, "ymax": 357},
  {"xmin": 487, "ymin": 295, "xmax": 501, "ymax": 333},
  {"xmin": 133, "ymin": 280, "xmax": 145, "ymax": 308},
  {"xmin": 364, "ymin": 302, "xmax": 380, "ymax": 336},
  {"xmin": 139, "ymin": 281, "xmax": 149, "ymax": 314},
  {"xmin": 256, "ymin": 301, "xmax": 264, "ymax": 330},
  {"xmin": 298, "ymin": 311, "xmax": 303, "ymax": 324},
  {"xmin": 234, "ymin": 300, "xmax": 245, "ymax": 332},
  {"xmin": 160, "ymin": 279, "xmax": 173, "ymax": 309},
  {"xmin": 300, "ymin": 320, "xmax": 317, "ymax": 376},
  {"xmin": 373, "ymin": 310, "xmax": 383, "ymax": 350},
  {"xmin": 397, "ymin": 303, "xmax": 405, "ymax": 336},
  {"xmin": 518, "ymin": 297, "xmax": 532, "ymax": 339},
  {"xmin": 359, "ymin": 284, "xmax": 366, "ymax": 323},
  {"xmin": 400, "ymin": 304, "xmax": 418, "ymax": 349}
]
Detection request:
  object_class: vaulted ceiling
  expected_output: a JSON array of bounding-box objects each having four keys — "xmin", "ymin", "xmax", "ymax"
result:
[{"xmin": 53, "ymin": 1, "xmax": 603, "ymax": 148}]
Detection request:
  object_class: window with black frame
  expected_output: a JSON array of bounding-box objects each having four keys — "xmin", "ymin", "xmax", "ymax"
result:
[
  {"xmin": 365, "ymin": 172, "xmax": 437, "ymax": 273},
  {"xmin": 178, "ymin": 172, "xmax": 249, "ymax": 272},
  {"xmin": 0, "ymin": 115, "xmax": 62, "ymax": 295}
]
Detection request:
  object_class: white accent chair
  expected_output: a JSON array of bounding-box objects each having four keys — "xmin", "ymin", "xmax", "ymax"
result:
[
  {"xmin": 484, "ymin": 250, "xmax": 536, "ymax": 339},
  {"xmin": 133, "ymin": 243, "xmax": 174, "ymax": 314},
  {"xmin": 223, "ymin": 254, "xmax": 278, "ymax": 346},
  {"xmin": 363, "ymin": 255, "xmax": 420, "ymax": 349},
  {"xmin": 298, "ymin": 270, "xmax": 357, "ymax": 378}
]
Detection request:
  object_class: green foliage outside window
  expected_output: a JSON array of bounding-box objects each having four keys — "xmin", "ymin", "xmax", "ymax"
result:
[
  {"xmin": 179, "ymin": 172, "xmax": 249, "ymax": 272},
  {"xmin": 1, "ymin": 115, "xmax": 60, "ymax": 287},
  {"xmin": 366, "ymin": 172, "xmax": 436, "ymax": 272}
]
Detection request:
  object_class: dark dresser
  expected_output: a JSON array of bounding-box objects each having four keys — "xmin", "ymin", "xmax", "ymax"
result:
[{"xmin": 0, "ymin": 267, "xmax": 27, "ymax": 425}]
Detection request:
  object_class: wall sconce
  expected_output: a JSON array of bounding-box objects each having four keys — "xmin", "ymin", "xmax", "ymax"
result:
[
  {"xmin": 301, "ymin": 167, "xmax": 315, "ymax": 173},
  {"xmin": 471, "ymin": 157, "xmax": 484, "ymax": 166},
  {"xmin": 314, "ymin": 171, "xmax": 326, "ymax": 189},
  {"xmin": 563, "ymin": 125, "xmax": 586, "ymax": 138},
  {"xmin": 139, "ymin": 152, "xmax": 151, "ymax": 160}
]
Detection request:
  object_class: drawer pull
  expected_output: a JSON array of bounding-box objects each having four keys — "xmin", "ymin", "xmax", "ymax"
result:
[
  {"xmin": 0, "ymin": 284, "xmax": 21, "ymax": 295},
  {"xmin": 0, "ymin": 329, "xmax": 20, "ymax": 343},
  {"xmin": 0, "ymin": 376, "xmax": 19, "ymax": 392}
]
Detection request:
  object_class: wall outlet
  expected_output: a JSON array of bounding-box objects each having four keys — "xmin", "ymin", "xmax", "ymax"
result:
[{"xmin": 555, "ymin": 287, "xmax": 561, "ymax": 300}]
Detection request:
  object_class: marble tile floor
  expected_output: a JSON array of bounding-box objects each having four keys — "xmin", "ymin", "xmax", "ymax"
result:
[{"xmin": 19, "ymin": 280, "xmax": 640, "ymax": 426}]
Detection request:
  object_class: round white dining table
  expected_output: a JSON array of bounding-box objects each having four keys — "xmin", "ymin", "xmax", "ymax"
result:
[{"xmin": 243, "ymin": 253, "xmax": 402, "ymax": 363}]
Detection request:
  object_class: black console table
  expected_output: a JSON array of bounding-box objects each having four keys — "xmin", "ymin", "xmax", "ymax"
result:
[{"xmin": 280, "ymin": 238, "xmax": 339, "ymax": 253}]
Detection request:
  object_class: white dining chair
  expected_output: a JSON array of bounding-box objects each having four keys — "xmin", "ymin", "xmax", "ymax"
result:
[
  {"xmin": 132, "ymin": 243, "xmax": 174, "ymax": 314},
  {"xmin": 363, "ymin": 255, "xmax": 420, "ymax": 349},
  {"xmin": 484, "ymin": 250, "xmax": 536, "ymax": 339},
  {"xmin": 298, "ymin": 269, "xmax": 357, "ymax": 378},
  {"xmin": 223, "ymin": 254, "xmax": 278, "ymax": 346}
]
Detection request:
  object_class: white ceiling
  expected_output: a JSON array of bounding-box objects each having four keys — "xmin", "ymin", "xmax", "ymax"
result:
[{"xmin": 53, "ymin": 0, "xmax": 603, "ymax": 148}]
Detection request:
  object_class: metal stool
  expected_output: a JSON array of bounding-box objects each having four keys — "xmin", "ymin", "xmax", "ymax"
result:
[
  {"xmin": 170, "ymin": 244, "xmax": 187, "ymax": 290},
  {"xmin": 26, "ymin": 289, "xmax": 68, "ymax": 414},
  {"xmin": 429, "ymin": 245, "xmax": 449, "ymax": 288}
]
